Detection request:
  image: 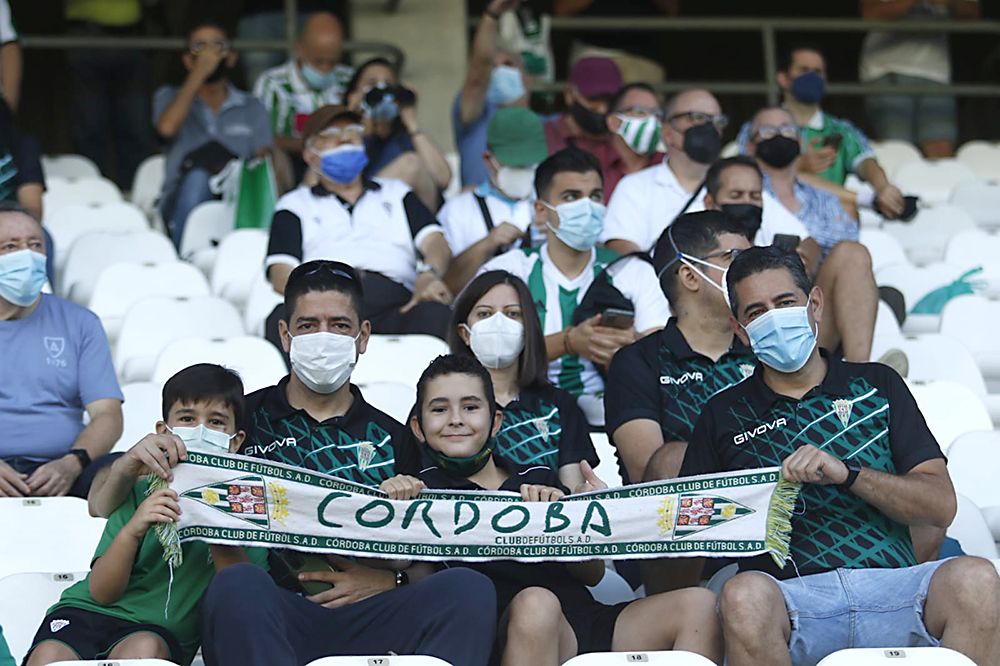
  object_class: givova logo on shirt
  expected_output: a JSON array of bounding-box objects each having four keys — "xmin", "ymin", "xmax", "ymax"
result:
[
  {"xmin": 733, "ymin": 418, "xmax": 787, "ymax": 445},
  {"xmin": 660, "ymin": 371, "xmax": 704, "ymax": 385}
]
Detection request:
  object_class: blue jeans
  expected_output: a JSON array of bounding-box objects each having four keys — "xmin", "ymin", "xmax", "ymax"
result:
[
  {"xmin": 164, "ymin": 168, "xmax": 213, "ymax": 250},
  {"xmin": 200, "ymin": 563, "xmax": 497, "ymax": 666},
  {"xmin": 865, "ymin": 73, "xmax": 957, "ymax": 145},
  {"xmin": 768, "ymin": 559, "xmax": 948, "ymax": 666}
]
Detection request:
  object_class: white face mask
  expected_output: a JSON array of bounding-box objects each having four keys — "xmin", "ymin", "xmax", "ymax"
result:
[
  {"xmin": 289, "ymin": 331, "xmax": 358, "ymax": 394},
  {"xmin": 168, "ymin": 424, "xmax": 236, "ymax": 453},
  {"xmin": 462, "ymin": 312, "xmax": 525, "ymax": 369},
  {"xmin": 492, "ymin": 159, "xmax": 536, "ymax": 201}
]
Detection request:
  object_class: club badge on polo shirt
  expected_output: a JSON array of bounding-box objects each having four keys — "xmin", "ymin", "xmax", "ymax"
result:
[
  {"xmin": 739, "ymin": 363, "xmax": 755, "ymax": 379},
  {"xmin": 44, "ymin": 336, "xmax": 67, "ymax": 368},
  {"xmin": 50, "ymin": 619, "xmax": 69, "ymax": 633},
  {"xmin": 833, "ymin": 399, "xmax": 853, "ymax": 427},
  {"xmin": 356, "ymin": 441, "xmax": 376, "ymax": 472}
]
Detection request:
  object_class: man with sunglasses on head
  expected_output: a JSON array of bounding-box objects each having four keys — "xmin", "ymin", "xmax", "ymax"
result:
[
  {"xmin": 265, "ymin": 105, "xmax": 452, "ymax": 342},
  {"xmin": 154, "ymin": 20, "xmax": 273, "ymax": 249},
  {"xmin": 602, "ymin": 89, "xmax": 803, "ymax": 255}
]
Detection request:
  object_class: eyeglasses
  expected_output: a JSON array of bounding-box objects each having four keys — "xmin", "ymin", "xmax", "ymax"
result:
[
  {"xmin": 753, "ymin": 124, "xmax": 799, "ymax": 141},
  {"xmin": 667, "ymin": 111, "xmax": 729, "ymax": 130},
  {"xmin": 615, "ymin": 105, "xmax": 664, "ymax": 120},
  {"xmin": 189, "ymin": 40, "xmax": 230, "ymax": 55}
]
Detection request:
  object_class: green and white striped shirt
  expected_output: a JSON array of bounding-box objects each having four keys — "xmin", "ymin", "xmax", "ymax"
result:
[{"xmin": 253, "ymin": 60, "xmax": 355, "ymax": 138}]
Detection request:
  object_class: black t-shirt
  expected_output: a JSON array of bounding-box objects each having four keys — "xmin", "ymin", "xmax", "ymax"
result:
[
  {"xmin": 605, "ymin": 318, "xmax": 756, "ymax": 483},
  {"xmin": 494, "ymin": 383, "xmax": 598, "ymax": 473},
  {"xmin": 241, "ymin": 377, "xmax": 418, "ymax": 487},
  {"xmin": 680, "ymin": 350, "xmax": 944, "ymax": 579}
]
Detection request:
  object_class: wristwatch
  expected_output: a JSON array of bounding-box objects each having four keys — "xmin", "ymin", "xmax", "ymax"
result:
[
  {"xmin": 395, "ymin": 569, "xmax": 410, "ymax": 587},
  {"xmin": 415, "ymin": 261, "xmax": 439, "ymax": 278},
  {"xmin": 67, "ymin": 449, "xmax": 92, "ymax": 468},
  {"xmin": 841, "ymin": 459, "xmax": 862, "ymax": 490}
]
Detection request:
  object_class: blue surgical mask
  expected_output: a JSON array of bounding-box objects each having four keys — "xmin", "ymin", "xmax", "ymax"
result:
[
  {"xmin": 487, "ymin": 65, "xmax": 526, "ymax": 106},
  {"xmin": 743, "ymin": 305, "xmax": 818, "ymax": 373},
  {"xmin": 315, "ymin": 144, "xmax": 369, "ymax": 184},
  {"xmin": 790, "ymin": 71, "xmax": 825, "ymax": 105},
  {"xmin": 300, "ymin": 63, "xmax": 339, "ymax": 91},
  {"xmin": 542, "ymin": 198, "xmax": 606, "ymax": 251},
  {"xmin": 0, "ymin": 248, "xmax": 47, "ymax": 307}
]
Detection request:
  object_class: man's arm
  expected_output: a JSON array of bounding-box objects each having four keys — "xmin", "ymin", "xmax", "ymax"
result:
[
  {"xmin": 857, "ymin": 157, "xmax": 905, "ymax": 218},
  {"xmin": 443, "ymin": 222, "xmax": 523, "ymax": 294},
  {"xmin": 0, "ymin": 41, "xmax": 20, "ymax": 112},
  {"xmin": 400, "ymin": 106, "xmax": 451, "ymax": 190},
  {"xmin": 612, "ymin": 420, "xmax": 664, "ymax": 485},
  {"xmin": 155, "ymin": 50, "xmax": 222, "ymax": 139},
  {"xmin": 605, "ymin": 239, "xmax": 642, "ymax": 255},
  {"xmin": 405, "ymin": 232, "xmax": 453, "ymax": 311},
  {"xmin": 459, "ymin": 0, "xmax": 519, "ymax": 126}
]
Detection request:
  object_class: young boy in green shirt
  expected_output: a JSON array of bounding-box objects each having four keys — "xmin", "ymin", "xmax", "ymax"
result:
[{"xmin": 24, "ymin": 363, "xmax": 267, "ymax": 666}]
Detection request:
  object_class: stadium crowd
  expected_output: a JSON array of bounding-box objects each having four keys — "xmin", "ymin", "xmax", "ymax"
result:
[{"xmin": 1, "ymin": 1, "xmax": 999, "ymax": 665}]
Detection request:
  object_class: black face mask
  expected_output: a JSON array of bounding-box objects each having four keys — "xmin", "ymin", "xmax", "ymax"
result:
[
  {"xmin": 205, "ymin": 60, "xmax": 231, "ymax": 83},
  {"xmin": 720, "ymin": 203, "xmax": 764, "ymax": 238},
  {"xmin": 570, "ymin": 101, "xmax": 608, "ymax": 135},
  {"xmin": 756, "ymin": 136, "xmax": 800, "ymax": 169},
  {"xmin": 683, "ymin": 122, "xmax": 721, "ymax": 164}
]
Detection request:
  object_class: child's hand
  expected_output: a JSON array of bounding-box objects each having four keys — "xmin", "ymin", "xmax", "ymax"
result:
[
  {"xmin": 520, "ymin": 484, "xmax": 564, "ymax": 502},
  {"xmin": 120, "ymin": 433, "xmax": 188, "ymax": 481},
  {"xmin": 125, "ymin": 489, "xmax": 181, "ymax": 539},
  {"xmin": 572, "ymin": 460, "xmax": 608, "ymax": 495},
  {"xmin": 380, "ymin": 475, "xmax": 425, "ymax": 500}
]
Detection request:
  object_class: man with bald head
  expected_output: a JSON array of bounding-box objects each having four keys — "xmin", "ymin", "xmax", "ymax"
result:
[
  {"xmin": 0, "ymin": 202, "xmax": 122, "ymax": 498},
  {"xmin": 254, "ymin": 11, "xmax": 354, "ymax": 160},
  {"xmin": 602, "ymin": 89, "xmax": 804, "ymax": 255}
]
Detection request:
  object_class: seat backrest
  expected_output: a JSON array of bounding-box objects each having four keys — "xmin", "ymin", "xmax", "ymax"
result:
[
  {"xmin": 44, "ymin": 176, "xmax": 123, "ymax": 218},
  {"xmin": 869, "ymin": 300, "xmax": 905, "ymax": 362},
  {"xmin": 113, "ymin": 382, "xmax": 163, "ymax": 453},
  {"xmin": 897, "ymin": 333, "xmax": 988, "ymax": 397},
  {"xmin": 115, "ymin": 296, "xmax": 245, "ymax": 382},
  {"xmin": 881, "ymin": 205, "xmax": 976, "ymax": 266},
  {"xmin": 351, "ymin": 335, "xmax": 451, "ymax": 387},
  {"xmin": 243, "ymin": 272, "xmax": 284, "ymax": 337},
  {"xmin": 179, "ymin": 201, "xmax": 234, "ymax": 260},
  {"xmin": 589, "ymin": 432, "xmax": 623, "ymax": 488},
  {"xmin": 62, "ymin": 231, "xmax": 178, "ymax": 304},
  {"xmin": 41, "ymin": 153, "xmax": 100, "ymax": 180},
  {"xmin": 305, "ymin": 658, "xmax": 453, "ymax": 666},
  {"xmin": 875, "ymin": 262, "xmax": 973, "ymax": 333},
  {"xmin": 0, "ymin": 571, "xmax": 88, "ymax": 663},
  {"xmin": 859, "ymin": 228, "xmax": 908, "ymax": 274},
  {"xmin": 151, "ymin": 336, "xmax": 287, "ymax": 394},
  {"xmin": 46, "ymin": 202, "xmax": 148, "ymax": 273},
  {"xmin": 871, "ymin": 140, "xmax": 923, "ymax": 178},
  {"xmin": 940, "ymin": 295, "xmax": 1000, "ymax": 366},
  {"xmin": 950, "ymin": 180, "xmax": 1000, "ymax": 228},
  {"xmin": 0, "ymin": 497, "xmax": 106, "ymax": 579},
  {"xmin": 908, "ymin": 381, "xmax": 993, "ymax": 453},
  {"xmin": 816, "ymin": 647, "xmax": 976, "ymax": 665},
  {"xmin": 209, "ymin": 228, "xmax": 268, "ymax": 305},
  {"xmin": 562, "ymin": 651, "xmax": 717, "ymax": 665},
  {"xmin": 48, "ymin": 660, "xmax": 182, "ymax": 666},
  {"xmin": 895, "ymin": 159, "xmax": 977, "ymax": 205},
  {"xmin": 945, "ymin": 431, "xmax": 1000, "ymax": 511},
  {"xmin": 956, "ymin": 141, "xmax": 1000, "ymax": 182},
  {"xmin": 944, "ymin": 228, "xmax": 1000, "ymax": 268},
  {"xmin": 947, "ymin": 493, "xmax": 1000, "ymax": 559},
  {"xmin": 130, "ymin": 154, "xmax": 166, "ymax": 216},
  {"xmin": 355, "ymin": 381, "xmax": 417, "ymax": 423}
]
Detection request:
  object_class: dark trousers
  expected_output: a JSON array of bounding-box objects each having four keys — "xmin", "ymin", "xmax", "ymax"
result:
[
  {"xmin": 200, "ymin": 563, "xmax": 497, "ymax": 666},
  {"xmin": 5, "ymin": 452, "xmax": 120, "ymax": 499}
]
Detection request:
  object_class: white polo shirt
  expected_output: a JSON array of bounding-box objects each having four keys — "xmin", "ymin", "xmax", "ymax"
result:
[
  {"xmin": 602, "ymin": 159, "xmax": 810, "ymax": 251},
  {"xmin": 266, "ymin": 178, "xmax": 444, "ymax": 290},
  {"xmin": 481, "ymin": 244, "xmax": 670, "ymax": 426},
  {"xmin": 438, "ymin": 185, "xmax": 534, "ymax": 257}
]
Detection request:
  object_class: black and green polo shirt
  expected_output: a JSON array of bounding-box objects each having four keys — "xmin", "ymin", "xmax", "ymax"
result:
[
  {"xmin": 605, "ymin": 318, "xmax": 756, "ymax": 484},
  {"xmin": 493, "ymin": 383, "xmax": 597, "ymax": 472},
  {"xmin": 680, "ymin": 351, "xmax": 944, "ymax": 579},
  {"xmin": 241, "ymin": 377, "xmax": 418, "ymax": 487}
]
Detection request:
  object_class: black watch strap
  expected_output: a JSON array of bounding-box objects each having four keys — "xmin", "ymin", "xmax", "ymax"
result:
[
  {"xmin": 395, "ymin": 569, "xmax": 409, "ymax": 587},
  {"xmin": 841, "ymin": 459, "xmax": 862, "ymax": 490},
  {"xmin": 68, "ymin": 449, "xmax": 92, "ymax": 468}
]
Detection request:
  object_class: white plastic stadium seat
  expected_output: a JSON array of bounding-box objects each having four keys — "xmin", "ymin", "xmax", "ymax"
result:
[
  {"xmin": 210, "ymin": 228, "xmax": 268, "ymax": 307},
  {"xmin": 351, "ymin": 335, "xmax": 451, "ymax": 388},
  {"xmin": 875, "ymin": 262, "xmax": 974, "ymax": 334},
  {"xmin": 41, "ymin": 153, "xmax": 100, "ymax": 180},
  {"xmin": 870, "ymin": 140, "xmax": 923, "ymax": 178},
  {"xmin": 589, "ymin": 432, "xmax": 623, "ymax": 488},
  {"xmin": 49, "ymin": 661, "xmax": 180, "ymax": 666},
  {"xmin": 859, "ymin": 228, "xmax": 907, "ymax": 274},
  {"xmin": 243, "ymin": 272, "xmax": 284, "ymax": 337},
  {"xmin": 44, "ymin": 176, "xmax": 123, "ymax": 218},
  {"xmin": 113, "ymin": 382, "xmax": 163, "ymax": 453},
  {"xmin": 306, "ymin": 658, "xmax": 453, "ymax": 666},
  {"xmin": 61, "ymin": 231, "xmax": 177, "ymax": 305},
  {"xmin": 947, "ymin": 494, "xmax": 1000, "ymax": 559},
  {"xmin": 894, "ymin": 159, "xmax": 977, "ymax": 206},
  {"xmin": 956, "ymin": 140, "xmax": 1000, "ymax": 183},
  {"xmin": 586, "ymin": 567, "xmax": 636, "ymax": 605},
  {"xmin": 152, "ymin": 336, "xmax": 287, "ymax": 393},
  {"xmin": 178, "ymin": 200, "xmax": 234, "ymax": 265},
  {"xmin": 816, "ymin": 647, "xmax": 976, "ymax": 665},
  {"xmin": 130, "ymin": 154, "xmax": 166, "ymax": 218},
  {"xmin": 940, "ymin": 295, "xmax": 1000, "ymax": 381},
  {"xmin": 356, "ymin": 381, "xmax": 416, "ymax": 423},
  {"xmin": 945, "ymin": 431, "xmax": 1000, "ymax": 539},
  {"xmin": 944, "ymin": 229, "xmax": 1000, "ymax": 297},
  {"xmin": 563, "ymin": 651, "xmax": 716, "ymax": 665},
  {"xmin": 45, "ymin": 202, "xmax": 148, "ymax": 273},
  {"xmin": 869, "ymin": 300, "xmax": 905, "ymax": 363},
  {"xmin": 908, "ymin": 381, "xmax": 993, "ymax": 453},
  {"xmin": 115, "ymin": 296, "xmax": 244, "ymax": 383},
  {"xmin": 0, "ymin": 571, "xmax": 87, "ymax": 663},
  {"xmin": 89, "ymin": 262, "xmax": 210, "ymax": 341},
  {"xmin": 950, "ymin": 181, "xmax": 1000, "ymax": 230},
  {"xmin": 0, "ymin": 498, "xmax": 106, "ymax": 579},
  {"xmin": 880, "ymin": 205, "xmax": 976, "ymax": 266},
  {"xmin": 896, "ymin": 334, "xmax": 988, "ymax": 399}
]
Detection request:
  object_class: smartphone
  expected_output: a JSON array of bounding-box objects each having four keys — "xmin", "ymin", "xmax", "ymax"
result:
[
  {"xmin": 600, "ymin": 307, "xmax": 635, "ymax": 330},
  {"xmin": 272, "ymin": 550, "xmax": 339, "ymax": 595},
  {"xmin": 822, "ymin": 133, "xmax": 843, "ymax": 151},
  {"xmin": 772, "ymin": 234, "xmax": 801, "ymax": 252}
]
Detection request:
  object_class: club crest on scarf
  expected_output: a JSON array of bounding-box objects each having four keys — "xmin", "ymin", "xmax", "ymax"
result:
[
  {"xmin": 183, "ymin": 475, "xmax": 290, "ymax": 527},
  {"xmin": 657, "ymin": 494, "xmax": 755, "ymax": 539}
]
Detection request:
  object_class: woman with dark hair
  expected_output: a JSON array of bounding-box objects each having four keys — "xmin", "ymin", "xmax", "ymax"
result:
[
  {"xmin": 448, "ymin": 270, "xmax": 597, "ymax": 489},
  {"xmin": 344, "ymin": 57, "xmax": 451, "ymax": 210}
]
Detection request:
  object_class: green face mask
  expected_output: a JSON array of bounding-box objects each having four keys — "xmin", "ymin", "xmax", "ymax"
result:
[
  {"xmin": 425, "ymin": 442, "xmax": 494, "ymax": 477},
  {"xmin": 615, "ymin": 114, "xmax": 662, "ymax": 155}
]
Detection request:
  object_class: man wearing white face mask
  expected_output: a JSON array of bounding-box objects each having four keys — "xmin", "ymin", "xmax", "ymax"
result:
[
  {"xmin": 441, "ymin": 107, "xmax": 546, "ymax": 293},
  {"xmin": 0, "ymin": 202, "xmax": 123, "ymax": 499},
  {"xmin": 453, "ymin": 0, "xmax": 536, "ymax": 188},
  {"xmin": 480, "ymin": 148, "xmax": 670, "ymax": 427}
]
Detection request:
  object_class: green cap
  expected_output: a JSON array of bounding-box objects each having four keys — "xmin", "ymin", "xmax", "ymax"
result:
[{"xmin": 487, "ymin": 108, "xmax": 548, "ymax": 167}]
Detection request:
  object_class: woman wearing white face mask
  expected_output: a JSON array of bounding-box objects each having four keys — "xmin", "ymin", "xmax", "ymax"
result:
[{"xmin": 448, "ymin": 271, "xmax": 597, "ymax": 490}]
